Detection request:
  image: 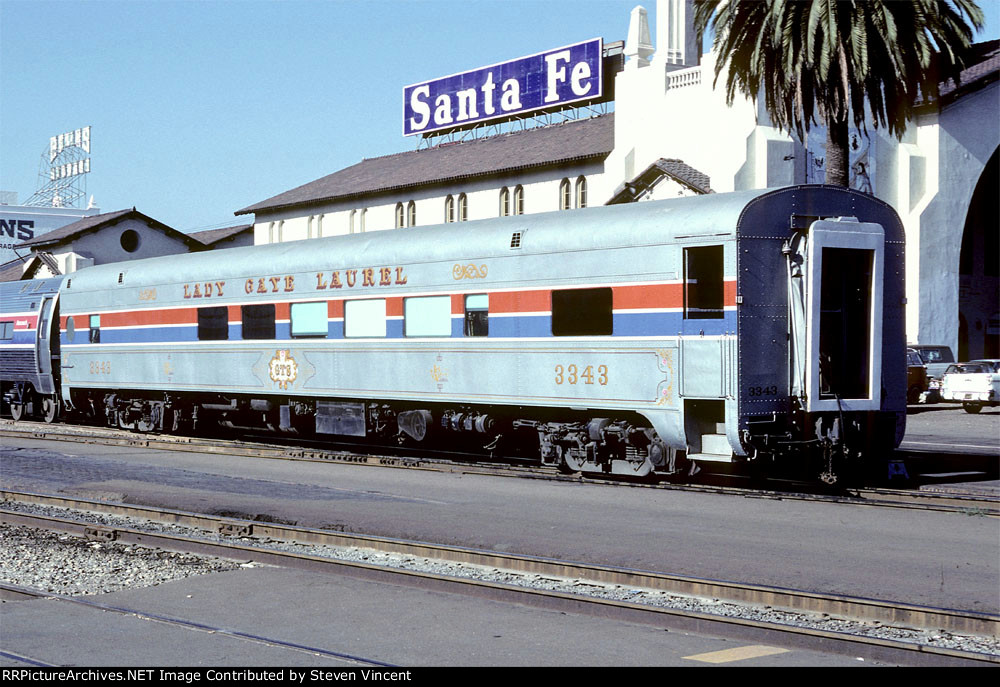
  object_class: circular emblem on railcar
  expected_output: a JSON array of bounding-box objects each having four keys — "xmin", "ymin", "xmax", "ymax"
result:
[{"xmin": 268, "ymin": 350, "xmax": 298, "ymax": 390}]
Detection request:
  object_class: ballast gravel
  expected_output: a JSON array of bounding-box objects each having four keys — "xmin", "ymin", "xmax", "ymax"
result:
[{"xmin": 1, "ymin": 500, "xmax": 997, "ymax": 658}]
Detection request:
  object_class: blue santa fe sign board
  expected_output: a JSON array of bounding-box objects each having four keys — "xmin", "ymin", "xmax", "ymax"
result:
[{"xmin": 403, "ymin": 38, "xmax": 603, "ymax": 137}]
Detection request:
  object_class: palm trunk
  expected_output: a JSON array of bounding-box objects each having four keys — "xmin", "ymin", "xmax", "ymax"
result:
[{"xmin": 825, "ymin": 116, "xmax": 850, "ymax": 187}]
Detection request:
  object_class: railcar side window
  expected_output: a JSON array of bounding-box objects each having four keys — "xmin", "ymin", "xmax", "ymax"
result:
[
  {"xmin": 404, "ymin": 296, "xmax": 451, "ymax": 337},
  {"xmin": 241, "ymin": 304, "xmax": 276, "ymax": 340},
  {"xmin": 89, "ymin": 315, "xmax": 101, "ymax": 343},
  {"xmin": 684, "ymin": 246, "xmax": 724, "ymax": 319},
  {"xmin": 344, "ymin": 299, "xmax": 386, "ymax": 338},
  {"xmin": 197, "ymin": 307, "xmax": 229, "ymax": 340},
  {"xmin": 291, "ymin": 302, "xmax": 328, "ymax": 338},
  {"xmin": 0, "ymin": 321, "xmax": 13, "ymax": 340},
  {"xmin": 552, "ymin": 288, "xmax": 613, "ymax": 336},
  {"xmin": 464, "ymin": 294, "xmax": 489, "ymax": 337}
]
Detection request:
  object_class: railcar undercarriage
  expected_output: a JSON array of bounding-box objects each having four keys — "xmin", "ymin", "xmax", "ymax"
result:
[{"xmin": 65, "ymin": 389, "xmax": 691, "ymax": 478}]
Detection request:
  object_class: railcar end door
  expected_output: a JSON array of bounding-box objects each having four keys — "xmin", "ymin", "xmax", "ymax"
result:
[{"xmin": 804, "ymin": 219, "xmax": 885, "ymax": 412}]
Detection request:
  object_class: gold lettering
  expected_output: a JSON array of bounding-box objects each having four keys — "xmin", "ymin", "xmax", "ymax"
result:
[
  {"xmin": 346, "ymin": 270, "xmax": 357, "ymax": 288},
  {"xmin": 395, "ymin": 267, "xmax": 408, "ymax": 285},
  {"xmin": 316, "ymin": 273, "xmax": 328, "ymax": 290},
  {"xmin": 257, "ymin": 278, "xmax": 267, "ymax": 294},
  {"xmin": 245, "ymin": 279, "xmax": 254, "ymax": 294},
  {"xmin": 215, "ymin": 281, "xmax": 225, "ymax": 297},
  {"xmin": 284, "ymin": 275, "xmax": 295, "ymax": 292},
  {"xmin": 192, "ymin": 283, "xmax": 202, "ymax": 298},
  {"xmin": 331, "ymin": 271, "xmax": 343, "ymax": 288},
  {"xmin": 269, "ymin": 277, "xmax": 280, "ymax": 292},
  {"xmin": 379, "ymin": 267, "xmax": 392, "ymax": 286},
  {"xmin": 362, "ymin": 268, "xmax": 375, "ymax": 287},
  {"xmin": 203, "ymin": 282, "xmax": 212, "ymax": 297},
  {"xmin": 184, "ymin": 284, "xmax": 192, "ymax": 299}
]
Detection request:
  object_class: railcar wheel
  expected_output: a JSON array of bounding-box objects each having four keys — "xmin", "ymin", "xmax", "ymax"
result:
[
  {"xmin": 41, "ymin": 397, "xmax": 59, "ymax": 424},
  {"xmin": 963, "ymin": 402, "xmax": 983, "ymax": 414}
]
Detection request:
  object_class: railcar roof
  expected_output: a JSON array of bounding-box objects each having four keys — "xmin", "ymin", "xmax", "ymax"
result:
[
  {"xmin": 68, "ymin": 185, "xmax": 904, "ymax": 292},
  {"xmin": 0, "ymin": 276, "xmax": 64, "ymax": 312},
  {"xmin": 67, "ymin": 191, "xmax": 773, "ymax": 291}
]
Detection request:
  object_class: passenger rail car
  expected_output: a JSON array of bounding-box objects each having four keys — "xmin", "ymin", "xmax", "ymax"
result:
[
  {"xmin": 1, "ymin": 276, "xmax": 64, "ymax": 423},
  {"xmin": 3, "ymin": 186, "xmax": 906, "ymax": 483}
]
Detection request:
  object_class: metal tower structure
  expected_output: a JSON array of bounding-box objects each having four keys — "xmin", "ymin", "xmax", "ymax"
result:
[{"xmin": 24, "ymin": 126, "xmax": 92, "ymax": 208}]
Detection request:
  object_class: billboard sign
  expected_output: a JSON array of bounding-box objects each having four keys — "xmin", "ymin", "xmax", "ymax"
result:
[
  {"xmin": 50, "ymin": 126, "xmax": 91, "ymax": 162},
  {"xmin": 403, "ymin": 38, "xmax": 603, "ymax": 137}
]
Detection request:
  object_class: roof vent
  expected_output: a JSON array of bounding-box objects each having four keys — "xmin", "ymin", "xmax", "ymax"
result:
[
  {"xmin": 118, "ymin": 272, "xmax": 124, "ymax": 284},
  {"xmin": 510, "ymin": 231, "xmax": 523, "ymax": 249},
  {"xmin": 66, "ymin": 279, "xmax": 72, "ymax": 289}
]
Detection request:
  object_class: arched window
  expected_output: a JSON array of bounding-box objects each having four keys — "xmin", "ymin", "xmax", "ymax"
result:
[
  {"xmin": 559, "ymin": 178, "xmax": 571, "ymax": 210},
  {"xmin": 407, "ymin": 201, "xmax": 416, "ymax": 227},
  {"xmin": 395, "ymin": 203, "xmax": 405, "ymax": 229},
  {"xmin": 575, "ymin": 176, "xmax": 587, "ymax": 209},
  {"xmin": 513, "ymin": 185, "xmax": 524, "ymax": 215},
  {"xmin": 360, "ymin": 208, "xmax": 367, "ymax": 232},
  {"xmin": 499, "ymin": 187, "xmax": 510, "ymax": 217},
  {"xmin": 444, "ymin": 195, "xmax": 455, "ymax": 223},
  {"xmin": 317, "ymin": 214, "xmax": 324, "ymax": 238},
  {"xmin": 458, "ymin": 193, "xmax": 468, "ymax": 221},
  {"xmin": 268, "ymin": 221, "xmax": 276, "ymax": 243},
  {"xmin": 306, "ymin": 215, "xmax": 314, "ymax": 239},
  {"xmin": 349, "ymin": 210, "xmax": 356, "ymax": 234}
]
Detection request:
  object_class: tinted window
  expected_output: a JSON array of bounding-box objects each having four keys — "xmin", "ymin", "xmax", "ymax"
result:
[
  {"xmin": 404, "ymin": 296, "xmax": 451, "ymax": 337},
  {"xmin": 291, "ymin": 302, "xmax": 328, "ymax": 338},
  {"xmin": 464, "ymin": 294, "xmax": 488, "ymax": 337},
  {"xmin": 89, "ymin": 314, "xmax": 101, "ymax": 343},
  {"xmin": 0, "ymin": 321, "xmax": 12, "ymax": 340},
  {"xmin": 684, "ymin": 245, "xmax": 724, "ymax": 319},
  {"xmin": 241, "ymin": 304, "xmax": 275, "ymax": 340},
  {"xmin": 552, "ymin": 288, "xmax": 612, "ymax": 336},
  {"xmin": 344, "ymin": 299, "xmax": 386, "ymax": 338},
  {"xmin": 198, "ymin": 307, "xmax": 229, "ymax": 340}
]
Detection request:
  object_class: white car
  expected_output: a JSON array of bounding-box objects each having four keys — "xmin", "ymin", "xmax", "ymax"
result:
[{"xmin": 940, "ymin": 360, "xmax": 1000, "ymax": 413}]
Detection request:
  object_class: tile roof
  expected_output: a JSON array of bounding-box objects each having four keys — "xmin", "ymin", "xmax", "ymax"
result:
[
  {"xmin": 189, "ymin": 224, "xmax": 253, "ymax": 247},
  {"xmin": 236, "ymin": 114, "xmax": 615, "ymax": 216},
  {"xmin": 938, "ymin": 39, "xmax": 999, "ymax": 102},
  {"xmin": 606, "ymin": 157, "xmax": 713, "ymax": 204},
  {"xmin": 0, "ymin": 258, "xmax": 27, "ymax": 282},
  {"xmin": 17, "ymin": 209, "xmax": 133, "ymax": 248}
]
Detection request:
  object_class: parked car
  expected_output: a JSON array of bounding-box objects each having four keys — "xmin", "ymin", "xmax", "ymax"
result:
[
  {"xmin": 909, "ymin": 345, "xmax": 956, "ymax": 381},
  {"xmin": 906, "ymin": 348, "xmax": 928, "ymax": 404},
  {"xmin": 940, "ymin": 360, "xmax": 1000, "ymax": 413}
]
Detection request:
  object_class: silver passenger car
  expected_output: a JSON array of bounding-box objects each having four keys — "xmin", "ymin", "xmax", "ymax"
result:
[{"xmin": 47, "ymin": 185, "xmax": 906, "ymax": 483}]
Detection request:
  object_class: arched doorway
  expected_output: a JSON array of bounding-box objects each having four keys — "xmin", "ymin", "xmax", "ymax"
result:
[{"xmin": 959, "ymin": 146, "xmax": 999, "ymax": 360}]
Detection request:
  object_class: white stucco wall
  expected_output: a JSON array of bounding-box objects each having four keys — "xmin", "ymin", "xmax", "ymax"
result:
[
  {"xmin": 54, "ymin": 217, "xmax": 194, "ymax": 272},
  {"xmin": 252, "ymin": 158, "xmax": 606, "ymax": 244},
  {"xmin": 913, "ymin": 82, "xmax": 1000, "ymax": 354}
]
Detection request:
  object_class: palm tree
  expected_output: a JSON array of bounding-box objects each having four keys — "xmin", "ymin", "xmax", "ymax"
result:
[{"xmin": 693, "ymin": 0, "xmax": 985, "ymax": 186}]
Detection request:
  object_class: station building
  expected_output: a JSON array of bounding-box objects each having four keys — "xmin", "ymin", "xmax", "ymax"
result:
[{"xmin": 236, "ymin": 1, "xmax": 998, "ymax": 361}]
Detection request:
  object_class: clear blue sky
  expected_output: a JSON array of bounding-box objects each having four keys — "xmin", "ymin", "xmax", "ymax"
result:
[{"xmin": 2, "ymin": 0, "xmax": 997, "ymax": 233}]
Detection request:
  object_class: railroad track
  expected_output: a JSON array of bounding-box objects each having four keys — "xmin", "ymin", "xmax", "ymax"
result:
[
  {"xmin": 1, "ymin": 490, "xmax": 997, "ymax": 666},
  {"xmin": 2, "ymin": 420, "xmax": 997, "ymax": 516}
]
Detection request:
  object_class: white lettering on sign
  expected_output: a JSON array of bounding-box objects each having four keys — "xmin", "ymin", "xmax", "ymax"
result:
[{"xmin": 403, "ymin": 38, "xmax": 602, "ymax": 136}]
